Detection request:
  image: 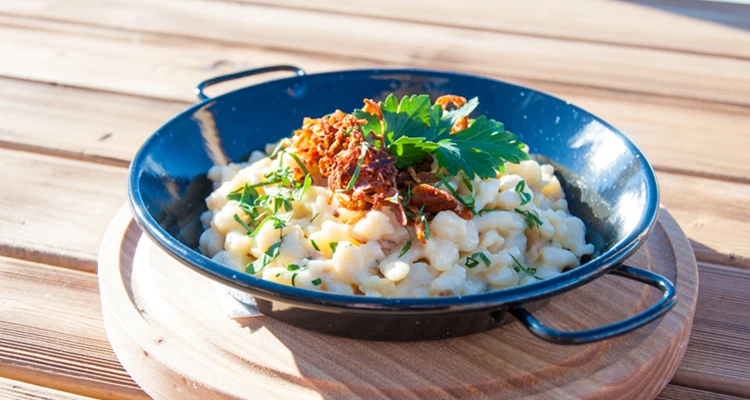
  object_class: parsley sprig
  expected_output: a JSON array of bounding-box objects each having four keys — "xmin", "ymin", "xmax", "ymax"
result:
[{"xmin": 355, "ymin": 94, "xmax": 529, "ymax": 179}]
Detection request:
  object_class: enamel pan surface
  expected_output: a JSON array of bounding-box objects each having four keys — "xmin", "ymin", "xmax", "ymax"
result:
[{"xmin": 128, "ymin": 67, "xmax": 674, "ymax": 343}]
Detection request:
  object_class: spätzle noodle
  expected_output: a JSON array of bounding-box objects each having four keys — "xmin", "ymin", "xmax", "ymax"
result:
[{"xmin": 199, "ymin": 146, "xmax": 595, "ymax": 298}]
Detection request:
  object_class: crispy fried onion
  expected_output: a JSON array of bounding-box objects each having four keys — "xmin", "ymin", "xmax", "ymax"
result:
[
  {"xmin": 290, "ymin": 98, "xmax": 473, "ymax": 243},
  {"xmin": 290, "ymin": 109, "xmax": 406, "ymax": 225},
  {"xmin": 435, "ymin": 94, "xmax": 469, "ymax": 133}
]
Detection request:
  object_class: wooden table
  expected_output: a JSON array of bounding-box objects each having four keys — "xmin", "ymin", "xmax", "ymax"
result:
[{"xmin": 0, "ymin": 0, "xmax": 748, "ymax": 398}]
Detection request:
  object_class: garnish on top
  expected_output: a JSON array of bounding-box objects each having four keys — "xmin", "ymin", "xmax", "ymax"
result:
[{"xmin": 280, "ymin": 94, "xmax": 529, "ymax": 244}]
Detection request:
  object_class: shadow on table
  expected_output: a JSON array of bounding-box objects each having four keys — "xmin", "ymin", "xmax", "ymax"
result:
[{"xmin": 618, "ymin": 0, "xmax": 750, "ymax": 31}]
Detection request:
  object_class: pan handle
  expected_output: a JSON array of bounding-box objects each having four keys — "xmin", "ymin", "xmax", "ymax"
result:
[
  {"xmin": 195, "ymin": 65, "xmax": 306, "ymax": 101},
  {"xmin": 509, "ymin": 265, "xmax": 677, "ymax": 345}
]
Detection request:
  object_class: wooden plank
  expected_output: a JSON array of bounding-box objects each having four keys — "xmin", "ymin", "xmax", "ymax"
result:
[
  {"xmin": 234, "ymin": 0, "xmax": 750, "ymax": 60},
  {"xmin": 0, "ymin": 377, "xmax": 93, "ymax": 400},
  {"xmin": 0, "ymin": 14, "xmax": 373, "ymax": 103},
  {"xmin": 657, "ymin": 384, "xmax": 746, "ymax": 400},
  {"xmin": 673, "ymin": 263, "xmax": 750, "ymax": 398},
  {"xmin": 659, "ymin": 174, "xmax": 750, "ymax": 269},
  {"xmin": 0, "ymin": 256, "xmax": 147, "ymax": 399},
  {"xmin": 0, "ymin": 77, "xmax": 186, "ymax": 166},
  {"xmin": 1, "ymin": 254, "xmax": 747, "ymax": 399},
  {"xmin": 1, "ymin": 70, "xmax": 749, "ymax": 182},
  {"xmin": 0, "ymin": 148, "xmax": 127, "ymax": 272},
  {"xmin": 527, "ymin": 82, "xmax": 750, "ymax": 184},
  {"xmin": 1, "ymin": 1, "xmax": 750, "ymax": 106}
]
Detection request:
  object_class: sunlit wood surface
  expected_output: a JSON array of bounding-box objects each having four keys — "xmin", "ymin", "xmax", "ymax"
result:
[{"xmin": 0, "ymin": 0, "xmax": 748, "ymax": 398}]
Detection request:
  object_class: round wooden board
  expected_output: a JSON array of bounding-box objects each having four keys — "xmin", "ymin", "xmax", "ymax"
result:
[{"xmin": 99, "ymin": 205, "xmax": 698, "ymax": 400}]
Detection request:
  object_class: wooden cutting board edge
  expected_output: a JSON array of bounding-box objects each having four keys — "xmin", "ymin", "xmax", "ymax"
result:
[{"xmin": 98, "ymin": 204, "xmax": 698, "ymax": 399}]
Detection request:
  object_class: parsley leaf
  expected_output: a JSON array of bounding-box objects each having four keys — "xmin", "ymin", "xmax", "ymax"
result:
[
  {"xmin": 381, "ymin": 94, "xmax": 431, "ymax": 142},
  {"xmin": 388, "ymin": 136, "xmax": 439, "ymax": 168},
  {"xmin": 352, "ymin": 109, "xmax": 382, "ymax": 138},
  {"xmin": 356, "ymin": 94, "xmax": 528, "ymax": 180},
  {"xmin": 311, "ymin": 278, "xmax": 322, "ymax": 286},
  {"xmin": 433, "ymin": 116, "xmax": 529, "ymax": 179}
]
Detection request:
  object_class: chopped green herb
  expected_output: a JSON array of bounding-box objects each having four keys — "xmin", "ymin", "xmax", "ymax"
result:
[
  {"xmin": 509, "ymin": 253, "xmax": 542, "ymax": 280},
  {"xmin": 309, "ymin": 212, "xmax": 320, "ymax": 223},
  {"xmin": 401, "ymin": 184, "xmax": 413, "ymax": 208},
  {"xmin": 310, "ymin": 239, "xmax": 320, "ymax": 252},
  {"xmin": 476, "ymin": 252, "xmax": 491, "ymax": 266},
  {"xmin": 421, "ymin": 215, "xmax": 430, "ymax": 240},
  {"xmin": 268, "ymin": 141, "xmax": 286, "ymax": 158},
  {"xmin": 286, "ymin": 152, "xmax": 310, "ymax": 176},
  {"xmin": 461, "ymin": 173, "xmax": 474, "ymax": 193},
  {"xmin": 291, "ymin": 272, "xmax": 299, "ymax": 286},
  {"xmin": 514, "ymin": 180, "xmax": 532, "ymax": 206},
  {"xmin": 296, "ymin": 174, "xmax": 312, "ymax": 201},
  {"xmin": 233, "ymin": 214, "xmax": 254, "ymax": 234},
  {"xmin": 417, "ymin": 206, "xmax": 430, "ymax": 241},
  {"xmin": 436, "ymin": 173, "xmax": 476, "ymax": 214},
  {"xmin": 514, "ymin": 208, "xmax": 543, "ymax": 230},
  {"xmin": 246, "ymin": 241, "xmax": 283, "ymax": 275},
  {"xmin": 329, "ymin": 242, "xmax": 339, "ymax": 254},
  {"xmin": 465, "ymin": 252, "xmax": 491, "ymax": 269},
  {"xmin": 346, "ymin": 143, "xmax": 370, "ymax": 191},
  {"xmin": 275, "ymin": 272, "xmax": 281, "ymax": 277},
  {"xmin": 477, "ymin": 208, "xmax": 497, "ymax": 216},
  {"xmin": 287, "ymin": 264, "xmax": 301, "ymax": 271},
  {"xmin": 399, "ymin": 229, "xmax": 412, "ymax": 258},
  {"xmin": 311, "ymin": 278, "xmax": 322, "ymax": 286}
]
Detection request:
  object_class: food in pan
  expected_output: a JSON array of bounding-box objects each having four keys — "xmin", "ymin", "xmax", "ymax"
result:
[{"xmin": 199, "ymin": 94, "xmax": 594, "ymax": 297}]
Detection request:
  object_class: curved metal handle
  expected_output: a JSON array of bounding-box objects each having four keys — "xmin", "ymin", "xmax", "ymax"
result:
[
  {"xmin": 195, "ymin": 65, "xmax": 306, "ymax": 101},
  {"xmin": 509, "ymin": 265, "xmax": 677, "ymax": 345}
]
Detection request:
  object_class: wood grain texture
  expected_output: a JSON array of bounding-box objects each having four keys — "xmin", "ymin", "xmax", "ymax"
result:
[
  {"xmin": 659, "ymin": 173, "xmax": 750, "ymax": 269},
  {"xmin": 0, "ymin": 14, "xmax": 373, "ymax": 103},
  {"xmin": 0, "ymin": 148, "xmax": 127, "ymax": 271},
  {"xmin": 235, "ymin": 0, "xmax": 750, "ymax": 60},
  {"xmin": 2, "ymin": 0, "xmax": 750, "ymax": 106},
  {"xmin": 0, "ymin": 256, "xmax": 146, "ymax": 399},
  {"xmin": 673, "ymin": 263, "xmax": 750, "ymax": 398},
  {"xmin": 98, "ymin": 205, "xmax": 698, "ymax": 399},
  {"xmin": 2, "ymin": 75, "xmax": 749, "ymax": 182},
  {"xmin": 0, "ymin": 377, "xmax": 93, "ymax": 400},
  {"xmin": 0, "ymin": 212, "xmax": 743, "ymax": 399},
  {"xmin": 657, "ymin": 384, "xmax": 747, "ymax": 400},
  {"xmin": 0, "ymin": 76, "xmax": 186, "ymax": 166}
]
